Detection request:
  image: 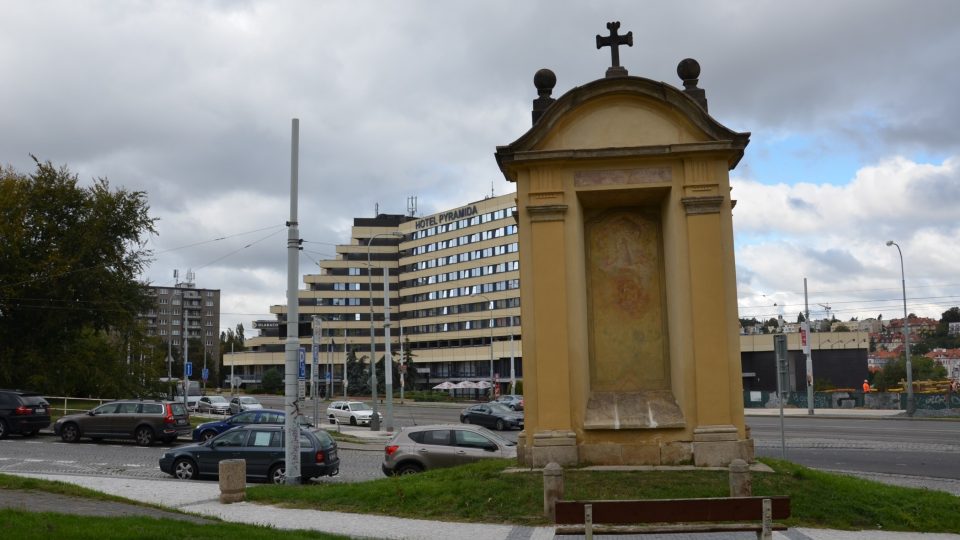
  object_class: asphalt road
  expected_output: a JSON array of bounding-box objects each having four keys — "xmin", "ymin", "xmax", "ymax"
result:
[
  {"xmin": 4, "ymin": 403, "xmax": 956, "ymax": 487},
  {"xmin": 748, "ymin": 415, "xmax": 960, "ymax": 480}
]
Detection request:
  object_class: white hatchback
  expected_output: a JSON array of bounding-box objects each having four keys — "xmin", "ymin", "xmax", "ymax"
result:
[{"xmin": 326, "ymin": 401, "xmax": 382, "ymax": 426}]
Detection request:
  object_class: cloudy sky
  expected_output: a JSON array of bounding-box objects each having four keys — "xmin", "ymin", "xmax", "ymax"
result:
[{"xmin": 4, "ymin": 1, "xmax": 959, "ymax": 335}]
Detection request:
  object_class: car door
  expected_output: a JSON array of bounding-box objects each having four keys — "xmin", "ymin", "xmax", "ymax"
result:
[
  {"xmin": 111, "ymin": 402, "xmax": 140, "ymax": 436},
  {"xmin": 197, "ymin": 428, "xmax": 246, "ymax": 474},
  {"xmin": 410, "ymin": 429, "xmax": 459, "ymax": 470},
  {"xmin": 452, "ymin": 429, "xmax": 500, "ymax": 465},
  {"xmin": 84, "ymin": 403, "xmax": 119, "ymax": 435},
  {"xmin": 241, "ymin": 428, "xmax": 283, "ymax": 479},
  {"xmin": 470, "ymin": 405, "xmax": 494, "ymax": 428}
]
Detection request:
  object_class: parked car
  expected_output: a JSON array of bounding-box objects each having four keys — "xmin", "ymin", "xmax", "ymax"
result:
[
  {"xmin": 460, "ymin": 402, "xmax": 524, "ymax": 430},
  {"xmin": 495, "ymin": 394, "xmax": 524, "ymax": 411},
  {"xmin": 229, "ymin": 396, "xmax": 263, "ymax": 414},
  {"xmin": 54, "ymin": 399, "xmax": 190, "ymax": 446},
  {"xmin": 161, "ymin": 424, "xmax": 339, "ymax": 483},
  {"xmin": 326, "ymin": 401, "xmax": 382, "ymax": 426},
  {"xmin": 192, "ymin": 409, "xmax": 313, "ymax": 442},
  {"xmin": 382, "ymin": 424, "xmax": 516, "ymax": 476},
  {"xmin": 197, "ymin": 395, "xmax": 231, "ymax": 415},
  {"xmin": 0, "ymin": 389, "xmax": 51, "ymax": 439}
]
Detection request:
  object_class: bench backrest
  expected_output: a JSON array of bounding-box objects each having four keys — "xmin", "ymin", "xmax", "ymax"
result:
[{"xmin": 555, "ymin": 496, "xmax": 791, "ymax": 525}]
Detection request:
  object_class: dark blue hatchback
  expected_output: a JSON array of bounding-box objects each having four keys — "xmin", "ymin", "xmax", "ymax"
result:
[{"xmin": 192, "ymin": 409, "xmax": 311, "ymax": 442}]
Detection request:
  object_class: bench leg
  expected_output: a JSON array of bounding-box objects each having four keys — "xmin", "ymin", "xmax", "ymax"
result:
[
  {"xmin": 584, "ymin": 503, "xmax": 593, "ymax": 540},
  {"xmin": 756, "ymin": 498, "xmax": 772, "ymax": 540}
]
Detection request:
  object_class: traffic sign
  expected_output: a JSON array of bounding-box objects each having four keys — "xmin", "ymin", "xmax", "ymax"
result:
[
  {"xmin": 298, "ymin": 348, "xmax": 306, "ymax": 380},
  {"xmin": 185, "ymin": 361, "xmax": 192, "ymax": 378}
]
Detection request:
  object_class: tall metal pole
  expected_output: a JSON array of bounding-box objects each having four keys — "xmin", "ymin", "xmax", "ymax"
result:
[
  {"xmin": 182, "ymin": 311, "xmax": 189, "ymax": 411},
  {"xmin": 804, "ymin": 278, "xmax": 813, "ymax": 415},
  {"xmin": 367, "ymin": 237, "xmax": 381, "ymax": 431},
  {"xmin": 488, "ymin": 301, "xmax": 494, "ymax": 397},
  {"xmin": 366, "ymin": 231, "xmax": 401, "ymax": 431},
  {"xmin": 887, "ymin": 241, "xmax": 914, "ymax": 416},
  {"xmin": 283, "ymin": 118, "xmax": 302, "ymax": 484},
  {"xmin": 312, "ymin": 316, "xmax": 320, "ymax": 426},
  {"xmin": 383, "ymin": 267, "xmax": 394, "ymax": 432},
  {"xmin": 230, "ymin": 342, "xmax": 235, "ymax": 396},
  {"xmin": 509, "ymin": 327, "xmax": 515, "ymax": 395},
  {"xmin": 399, "ymin": 323, "xmax": 405, "ymax": 404}
]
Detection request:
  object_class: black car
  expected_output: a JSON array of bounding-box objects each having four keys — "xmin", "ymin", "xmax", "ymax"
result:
[
  {"xmin": 0, "ymin": 389, "xmax": 51, "ymax": 438},
  {"xmin": 459, "ymin": 402, "xmax": 524, "ymax": 431},
  {"xmin": 160, "ymin": 425, "xmax": 339, "ymax": 483}
]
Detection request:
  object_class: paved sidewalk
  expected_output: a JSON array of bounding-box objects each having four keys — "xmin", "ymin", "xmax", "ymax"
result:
[{"xmin": 6, "ymin": 473, "xmax": 959, "ymax": 539}]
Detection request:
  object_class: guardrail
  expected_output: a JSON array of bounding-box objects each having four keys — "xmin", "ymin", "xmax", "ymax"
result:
[{"xmin": 45, "ymin": 396, "xmax": 117, "ymax": 417}]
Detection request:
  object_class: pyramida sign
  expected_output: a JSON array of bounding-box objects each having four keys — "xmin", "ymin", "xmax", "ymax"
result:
[{"xmin": 415, "ymin": 204, "xmax": 478, "ymax": 229}]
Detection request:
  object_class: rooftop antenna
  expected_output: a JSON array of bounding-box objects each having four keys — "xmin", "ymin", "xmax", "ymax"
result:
[
  {"xmin": 374, "ymin": 202, "xmax": 379, "ymax": 217},
  {"xmin": 491, "ymin": 181, "xmax": 495, "ymax": 198},
  {"xmin": 173, "ymin": 269, "xmax": 179, "ymax": 288},
  {"xmin": 406, "ymin": 196, "xmax": 417, "ymax": 217}
]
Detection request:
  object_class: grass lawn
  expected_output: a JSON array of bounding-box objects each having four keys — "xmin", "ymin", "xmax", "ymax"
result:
[
  {"xmin": 247, "ymin": 458, "xmax": 960, "ymax": 533},
  {"xmin": 0, "ymin": 510, "xmax": 350, "ymax": 540}
]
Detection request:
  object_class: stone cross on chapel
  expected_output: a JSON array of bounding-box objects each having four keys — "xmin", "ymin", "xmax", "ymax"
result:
[{"xmin": 596, "ymin": 21, "xmax": 633, "ymax": 77}]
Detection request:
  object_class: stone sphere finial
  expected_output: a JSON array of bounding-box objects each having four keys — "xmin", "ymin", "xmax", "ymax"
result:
[
  {"xmin": 677, "ymin": 58, "xmax": 701, "ymax": 82},
  {"xmin": 534, "ymin": 68, "xmax": 557, "ymax": 98}
]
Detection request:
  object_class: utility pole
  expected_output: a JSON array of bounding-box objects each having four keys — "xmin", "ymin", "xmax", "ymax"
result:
[
  {"xmin": 803, "ymin": 278, "xmax": 814, "ymax": 415},
  {"xmin": 312, "ymin": 316, "xmax": 320, "ymax": 426},
  {"xmin": 230, "ymin": 342, "xmax": 235, "ymax": 396},
  {"xmin": 383, "ymin": 267, "xmax": 394, "ymax": 432},
  {"xmin": 283, "ymin": 118, "xmax": 302, "ymax": 484}
]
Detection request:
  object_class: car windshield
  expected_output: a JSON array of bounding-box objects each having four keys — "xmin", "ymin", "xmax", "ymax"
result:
[
  {"xmin": 349, "ymin": 403, "xmax": 372, "ymax": 411},
  {"xmin": 488, "ymin": 403, "xmax": 514, "ymax": 414},
  {"xmin": 208, "ymin": 396, "xmax": 227, "ymax": 403},
  {"xmin": 240, "ymin": 397, "xmax": 258, "ymax": 404}
]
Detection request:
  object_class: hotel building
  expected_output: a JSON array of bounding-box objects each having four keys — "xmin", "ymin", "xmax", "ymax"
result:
[{"xmin": 226, "ymin": 193, "xmax": 523, "ymax": 393}]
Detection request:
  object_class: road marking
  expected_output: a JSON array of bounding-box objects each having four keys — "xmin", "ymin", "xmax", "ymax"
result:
[
  {"xmin": 54, "ymin": 460, "xmax": 76, "ymax": 464},
  {"xmin": 122, "ymin": 464, "xmax": 143, "ymax": 468},
  {"xmin": 24, "ymin": 459, "xmax": 45, "ymax": 462}
]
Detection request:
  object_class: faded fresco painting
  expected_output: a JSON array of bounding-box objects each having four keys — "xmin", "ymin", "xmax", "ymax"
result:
[{"xmin": 585, "ymin": 208, "xmax": 669, "ymax": 392}]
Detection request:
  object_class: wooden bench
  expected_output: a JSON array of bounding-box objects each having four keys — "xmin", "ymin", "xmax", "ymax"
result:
[{"xmin": 554, "ymin": 496, "xmax": 791, "ymax": 539}]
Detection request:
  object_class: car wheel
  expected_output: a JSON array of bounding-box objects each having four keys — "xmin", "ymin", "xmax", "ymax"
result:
[
  {"xmin": 349, "ymin": 416, "xmax": 357, "ymax": 426},
  {"xmin": 461, "ymin": 416, "xmax": 470, "ymax": 424},
  {"xmin": 269, "ymin": 463, "xmax": 286, "ymax": 484},
  {"xmin": 328, "ymin": 415, "xmax": 336, "ymax": 425},
  {"xmin": 495, "ymin": 419, "xmax": 505, "ymax": 431},
  {"xmin": 173, "ymin": 458, "xmax": 197, "ymax": 480},
  {"xmin": 60, "ymin": 423, "xmax": 80, "ymax": 443},
  {"xmin": 200, "ymin": 430, "xmax": 217, "ymax": 442},
  {"xmin": 395, "ymin": 463, "xmax": 423, "ymax": 475},
  {"xmin": 135, "ymin": 426, "xmax": 155, "ymax": 446},
  {"xmin": 0, "ymin": 419, "xmax": 8, "ymax": 439}
]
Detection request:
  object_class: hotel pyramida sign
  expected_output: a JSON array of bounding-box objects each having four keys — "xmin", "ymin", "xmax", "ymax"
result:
[{"xmin": 415, "ymin": 204, "xmax": 478, "ymax": 230}]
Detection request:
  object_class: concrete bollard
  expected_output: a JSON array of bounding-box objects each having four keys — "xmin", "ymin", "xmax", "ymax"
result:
[
  {"xmin": 219, "ymin": 459, "xmax": 246, "ymax": 503},
  {"xmin": 543, "ymin": 462, "xmax": 564, "ymax": 521},
  {"xmin": 728, "ymin": 458, "xmax": 751, "ymax": 497}
]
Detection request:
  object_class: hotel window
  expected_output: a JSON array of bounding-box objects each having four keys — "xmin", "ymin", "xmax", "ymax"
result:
[{"xmin": 349, "ymin": 267, "xmax": 360, "ymax": 276}]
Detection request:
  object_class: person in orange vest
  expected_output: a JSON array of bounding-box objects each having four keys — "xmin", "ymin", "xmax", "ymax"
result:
[{"xmin": 862, "ymin": 379, "xmax": 870, "ymax": 393}]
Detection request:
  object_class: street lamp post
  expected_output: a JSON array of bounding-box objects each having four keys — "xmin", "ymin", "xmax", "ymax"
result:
[
  {"xmin": 886, "ymin": 240, "xmax": 914, "ymax": 416},
  {"xmin": 367, "ymin": 231, "xmax": 402, "ymax": 431},
  {"xmin": 473, "ymin": 292, "xmax": 495, "ymax": 397}
]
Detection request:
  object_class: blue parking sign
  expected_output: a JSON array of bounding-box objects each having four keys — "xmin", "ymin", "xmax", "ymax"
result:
[
  {"xmin": 185, "ymin": 361, "xmax": 192, "ymax": 378},
  {"xmin": 298, "ymin": 348, "xmax": 306, "ymax": 380}
]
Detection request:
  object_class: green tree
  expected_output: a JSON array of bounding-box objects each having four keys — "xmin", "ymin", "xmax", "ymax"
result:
[
  {"xmin": 345, "ymin": 348, "xmax": 368, "ymax": 396},
  {"xmin": 797, "ymin": 312, "xmax": 806, "ymax": 323},
  {"xmin": 260, "ymin": 368, "xmax": 283, "ymax": 394},
  {"xmin": 834, "ymin": 323, "xmax": 850, "ymax": 332},
  {"xmin": 401, "ymin": 336, "xmax": 418, "ymax": 390},
  {"xmin": 874, "ymin": 356, "xmax": 947, "ymax": 391},
  {"xmin": 0, "ymin": 158, "xmax": 158, "ymax": 395}
]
